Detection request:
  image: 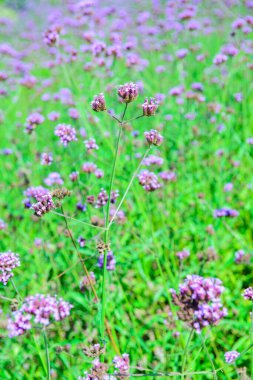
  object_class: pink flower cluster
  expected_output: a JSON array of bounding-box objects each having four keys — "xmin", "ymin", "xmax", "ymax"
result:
[
  {"xmin": 138, "ymin": 170, "xmax": 161, "ymax": 192},
  {"xmin": 8, "ymin": 294, "xmax": 73, "ymax": 337},
  {"xmin": 31, "ymin": 194, "xmax": 55, "ymax": 217},
  {"xmin": 0, "ymin": 252, "xmax": 20, "ymax": 285},
  {"xmin": 55, "ymin": 124, "xmax": 77, "ymax": 146},
  {"xmin": 144, "ymin": 129, "xmax": 163, "ymax": 146},
  {"xmin": 171, "ymin": 275, "xmax": 227, "ymax": 333}
]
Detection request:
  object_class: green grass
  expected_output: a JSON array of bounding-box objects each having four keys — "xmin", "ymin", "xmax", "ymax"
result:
[{"xmin": 0, "ymin": 1, "xmax": 253, "ymax": 379}]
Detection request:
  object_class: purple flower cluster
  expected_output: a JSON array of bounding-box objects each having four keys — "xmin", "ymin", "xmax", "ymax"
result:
[
  {"xmin": 98, "ymin": 251, "xmax": 116, "ymax": 271},
  {"xmin": 142, "ymin": 98, "xmax": 158, "ymax": 116},
  {"xmin": 214, "ymin": 208, "xmax": 239, "ymax": 218},
  {"xmin": 0, "ymin": 252, "xmax": 20, "ymax": 285},
  {"xmin": 8, "ymin": 294, "xmax": 73, "ymax": 337},
  {"xmin": 142, "ymin": 155, "xmax": 163, "ymax": 166},
  {"xmin": 242, "ymin": 287, "xmax": 253, "ymax": 300},
  {"xmin": 25, "ymin": 112, "xmax": 44, "ymax": 134},
  {"xmin": 138, "ymin": 170, "xmax": 161, "ymax": 192},
  {"xmin": 41, "ymin": 152, "xmax": 53, "ymax": 165},
  {"xmin": 31, "ymin": 194, "xmax": 55, "ymax": 217},
  {"xmin": 55, "ymin": 124, "xmax": 77, "ymax": 146},
  {"xmin": 96, "ymin": 189, "xmax": 108, "ymax": 208},
  {"xmin": 144, "ymin": 129, "xmax": 163, "ymax": 146},
  {"xmin": 91, "ymin": 93, "xmax": 106, "ymax": 112},
  {"xmin": 113, "ymin": 354, "xmax": 130, "ymax": 376},
  {"xmin": 171, "ymin": 275, "xmax": 227, "ymax": 333},
  {"xmin": 44, "ymin": 172, "xmax": 63, "ymax": 186},
  {"xmin": 224, "ymin": 351, "xmax": 240, "ymax": 364},
  {"xmin": 84, "ymin": 138, "xmax": 99, "ymax": 152},
  {"xmin": 118, "ymin": 82, "xmax": 138, "ymax": 103}
]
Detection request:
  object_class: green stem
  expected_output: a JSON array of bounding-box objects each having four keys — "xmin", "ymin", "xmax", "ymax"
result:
[
  {"xmin": 201, "ymin": 334, "xmax": 217, "ymax": 380},
  {"xmin": 43, "ymin": 329, "xmax": 51, "ymax": 380},
  {"xmin": 10, "ymin": 278, "xmax": 22, "ymax": 301},
  {"xmin": 108, "ymin": 147, "xmax": 151, "ymax": 228},
  {"xmin": 100, "ymin": 124, "xmax": 123, "ymax": 344},
  {"xmin": 181, "ymin": 329, "xmax": 194, "ymax": 379}
]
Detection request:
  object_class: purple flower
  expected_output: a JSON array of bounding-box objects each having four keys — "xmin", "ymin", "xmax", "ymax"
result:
[
  {"xmin": 142, "ymin": 155, "xmax": 163, "ymax": 166},
  {"xmin": 159, "ymin": 171, "xmax": 177, "ymax": 182},
  {"xmin": 0, "ymin": 252, "xmax": 20, "ymax": 285},
  {"xmin": 171, "ymin": 275, "xmax": 227, "ymax": 333},
  {"xmin": 176, "ymin": 249, "xmax": 190, "ymax": 261},
  {"xmin": 44, "ymin": 172, "xmax": 63, "ymax": 186},
  {"xmin": 242, "ymin": 287, "xmax": 253, "ymax": 300},
  {"xmin": 31, "ymin": 194, "xmax": 55, "ymax": 217},
  {"xmin": 69, "ymin": 171, "xmax": 79, "ymax": 181},
  {"xmin": 113, "ymin": 353, "xmax": 129, "ymax": 375},
  {"xmin": 138, "ymin": 170, "xmax": 161, "ymax": 192},
  {"xmin": 91, "ymin": 93, "xmax": 106, "ymax": 112},
  {"xmin": 223, "ymin": 183, "xmax": 233, "ymax": 192},
  {"xmin": 235, "ymin": 250, "xmax": 250, "ymax": 264},
  {"xmin": 55, "ymin": 124, "xmax": 77, "ymax": 146},
  {"xmin": 96, "ymin": 189, "xmax": 108, "ymax": 208},
  {"xmin": 68, "ymin": 108, "xmax": 79, "ymax": 120},
  {"xmin": 0, "ymin": 219, "xmax": 7, "ymax": 230},
  {"xmin": 224, "ymin": 351, "xmax": 240, "ymax": 364},
  {"xmin": 144, "ymin": 129, "xmax": 163, "ymax": 146},
  {"xmin": 77, "ymin": 236, "xmax": 86, "ymax": 248},
  {"xmin": 80, "ymin": 272, "xmax": 96, "ymax": 292},
  {"xmin": 8, "ymin": 294, "xmax": 72, "ymax": 337},
  {"xmin": 41, "ymin": 153, "xmax": 53, "ymax": 165},
  {"xmin": 214, "ymin": 208, "xmax": 239, "ymax": 218},
  {"xmin": 98, "ymin": 251, "xmax": 116, "ymax": 271},
  {"xmin": 213, "ymin": 53, "xmax": 228, "ymax": 65},
  {"xmin": 84, "ymin": 138, "xmax": 99, "ymax": 152},
  {"xmin": 25, "ymin": 112, "xmax": 44, "ymax": 134},
  {"xmin": 118, "ymin": 82, "xmax": 138, "ymax": 103},
  {"xmin": 142, "ymin": 98, "xmax": 158, "ymax": 116}
]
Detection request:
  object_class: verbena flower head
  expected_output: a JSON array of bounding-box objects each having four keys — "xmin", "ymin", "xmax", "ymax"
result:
[
  {"xmin": 80, "ymin": 272, "xmax": 96, "ymax": 292},
  {"xmin": 84, "ymin": 138, "xmax": 99, "ymax": 152},
  {"xmin": 138, "ymin": 170, "xmax": 161, "ymax": 192},
  {"xmin": 118, "ymin": 82, "xmax": 138, "ymax": 103},
  {"xmin": 96, "ymin": 189, "xmax": 108, "ymax": 208},
  {"xmin": 25, "ymin": 112, "xmax": 44, "ymax": 134},
  {"xmin": 0, "ymin": 252, "xmax": 20, "ymax": 285},
  {"xmin": 41, "ymin": 153, "xmax": 53, "ymax": 165},
  {"xmin": 242, "ymin": 287, "xmax": 253, "ymax": 300},
  {"xmin": 142, "ymin": 97, "xmax": 158, "ymax": 116},
  {"xmin": 113, "ymin": 353, "xmax": 130, "ymax": 375},
  {"xmin": 31, "ymin": 194, "xmax": 55, "ymax": 217},
  {"xmin": 98, "ymin": 251, "xmax": 116, "ymax": 271},
  {"xmin": 91, "ymin": 93, "xmax": 106, "ymax": 112},
  {"xmin": 8, "ymin": 294, "xmax": 73, "ymax": 337},
  {"xmin": 144, "ymin": 129, "xmax": 163, "ymax": 146},
  {"xmin": 44, "ymin": 172, "xmax": 63, "ymax": 186},
  {"xmin": 224, "ymin": 351, "xmax": 240, "ymax": 364},
  {"xmin": 171, "ymin": 275, "xmax": 227, "ymax": 333},
  {"xmin": 214, "ymin": 208, "xmax": 239, "ymax": 218},
  {"xmin": 55, "ymin": 124, "xmax": 77, "ymax": 146}
]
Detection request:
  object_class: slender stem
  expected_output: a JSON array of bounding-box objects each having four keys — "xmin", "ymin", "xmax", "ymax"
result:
[
  {"xmin": 108, "ymin": 147, "xmax": 151, "ymax": 228},
  {"xmin": 51, "ymin": 211, "xmax": 106, "ymax": 230},
  {"xmin": 43, "ymin": 329, "xmax": 51, "ymax": 380},
  {"xmin": 181, "ymin": 329, "xmax": 194, "ymax": 379},
  {"xmin": 10, "ymin": 278, "xmax": 22, "ymax": 301},
  {"xmin": 101, "ymin": 124, "xmax": 123, "ymax": 344},
  {"xmin": 60, "ymin": 206, "xmax": 99, "ymax": 302},
  {"xmin": 201, "ymin": 334, "xmax": 217, "ymax": 380}
]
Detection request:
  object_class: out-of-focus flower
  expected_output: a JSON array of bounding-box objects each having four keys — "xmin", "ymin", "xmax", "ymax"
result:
[
  {"xmin": 0, "ymin": 252, "xmax": 20, "ymax": 285},
  {"xmin": 224, "ymin": 351, "xmax": 240, "ymax": 364},
  {"xmin": 55, "ymin": 124, "xmax": 77, "ymax": 146}
]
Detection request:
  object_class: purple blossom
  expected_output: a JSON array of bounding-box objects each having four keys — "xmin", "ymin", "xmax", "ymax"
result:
[
  {"xmin": 176, "ymin": 249, "xmax": 190, "ymax": 261},
  {"xmin": 142, "ymin": 155, "xmax": 163, "ymax": 166},
  {"xmin": 84, "ymin": 138, "xmax": 99, "ymax": 152},
  {"xmin": 142, "ymin": 98, "xmax": 158, "ymax": 116},
  {"xmin": 171, "ymin": 275, "xmax": 227, "ymax": 333},
  {"xmin": 214, "ymin": 208, "xmax": 239, "ymax": 218},
  {"xmin": 8, "ymin": 294, "xmax": 72, "ymax": 337},
  {"xmin": 96, "ymin": 189, "xmax": 108, "ymax": 208},
  {"xmin": 98, "ymin": 251, "xmax": 116, "ymax": 271},
  {"xmin": 31, "ymin": 194, "xmax": 55, "ymax": 217},
  {"xmin": 91, "ymin": 93, "xmax": 106, "ymax": 112},
  {"xmin": 224, "ymin": 351, "xmax": 240, "ymax": 364},
  {"xmin": 113, "ymin": 353, "xmax": 130, "ymax": 375},
  {"xmin": 144, "ymin": 129, "xmax": 163, "ymax": 146},
  {"xmin": 41, "ymin": 153, "xmax": 53, "ymax": 165},
  {"xmin": 44, "ymin": 172, "xmax": 63, "ymax": 186},
  {"xmin": 159, "ymin": 171, "xmax": 177, "ymax": 182},
  {"xmin": 213, "ymin": 53, "xmax": 228, "ymax": 65},
  {"xmin": 118, "ymin": 82, "xmax": 138, "ymax": 103},
  {"xmin": 25, "ymin": 112, "xmax": 44, "ymax": 134},
  {"xmin": 0, "ymin": 252, "xmax": 20, "ymax": 285},
  {"xmin": 138, "ymin": 170, "xmax": 161, "ymax": 192},
  {"xmin": 55, "ymin": 124, "xmax": 77, "ymax": 146},
  {"xmin": 242, "ymin": 287, "xmax": 253, "ymax": 300}
]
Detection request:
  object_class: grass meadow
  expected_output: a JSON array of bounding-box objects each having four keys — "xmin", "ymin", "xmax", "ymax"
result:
[{"xmin": 0, "ymin": 0, "xmax": 253, "ymax": 379}]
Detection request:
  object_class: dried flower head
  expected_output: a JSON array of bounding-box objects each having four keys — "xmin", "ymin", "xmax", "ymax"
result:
[{"xmin": 51, "ymin": 188, "xmax": 72, "ymax": 200}]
